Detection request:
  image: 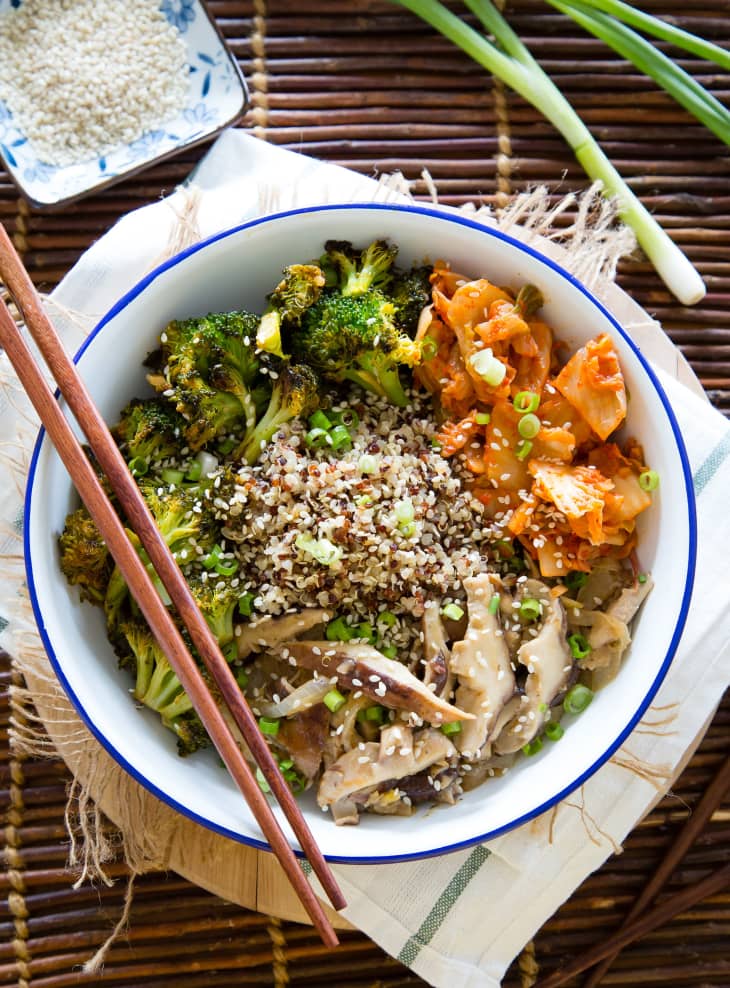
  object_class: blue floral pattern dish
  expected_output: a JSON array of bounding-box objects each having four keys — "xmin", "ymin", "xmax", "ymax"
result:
[{"xmin": 0, "ymin": 0, "xmax": 247, "ymax": 208}]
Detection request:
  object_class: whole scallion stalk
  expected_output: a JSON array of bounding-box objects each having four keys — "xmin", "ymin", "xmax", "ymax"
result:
[{"xmin": 391, "ymin": 0, "xmax": 708, "ymax": 305}]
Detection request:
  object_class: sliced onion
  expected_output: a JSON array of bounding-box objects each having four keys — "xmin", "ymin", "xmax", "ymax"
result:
[
  {"xmin": 195, "ymin": 450, "xmax": 219, "ymax": 476},
  {"xmin": 257, "ymin": 676, "xmax": 333, "ymax": 718}
]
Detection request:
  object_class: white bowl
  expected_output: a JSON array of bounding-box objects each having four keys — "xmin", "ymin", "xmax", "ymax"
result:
[{"xmin": 25, "ymin": 204, "xmax": 696, "ymax": 863}]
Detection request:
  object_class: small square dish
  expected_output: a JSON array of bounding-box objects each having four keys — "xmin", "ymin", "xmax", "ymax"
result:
[{"xmin": 0, "ymin": 0, "xmax": 248, "ymax": 209}]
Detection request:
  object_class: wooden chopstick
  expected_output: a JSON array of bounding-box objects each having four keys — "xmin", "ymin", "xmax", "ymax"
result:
[
  {"xmin": 535, "ymin": 860, "xmax": 730, "ymax": 988},
  {"xmin": 0, "ymin": 226, "xmax": 345, "ymax": 942},
  {"xmin": 580, "ymin": 751, "xmax": 730, "ymax": 987}
]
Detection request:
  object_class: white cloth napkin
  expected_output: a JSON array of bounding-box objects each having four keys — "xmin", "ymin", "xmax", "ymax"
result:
[{"xmin": 1, "ymin": 131, "xmax": 729, "ymax": 987}]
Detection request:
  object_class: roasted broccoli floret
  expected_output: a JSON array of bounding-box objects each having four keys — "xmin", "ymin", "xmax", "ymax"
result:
[
  {"xmin": 58, "ymin": 506, "xmax": 112, "ymax": 605},
  {"xmin": 389, "ymin": 265, "xmax": 433, "ymax": 336},
  {"xmin": 149, "ymin": 310, "xmax": 267, "ymax": 450},
  {"xmin": 137, "ymin": 480, "xmax": 219, "ymax": 559},
  {"xmin": 238, "ymin": 362, "xmax": 320, "ymax": 465},
  {"xmin": 119, "ymin": 618, "xmax": 195, "ymax": 735},
  {"xmin": 322, "ymin": 239, "xmax": 399, "ymax": 297},
  {"xmin": 169, "ymin": 711, "xmax": 211, "ymax": 757},
  {"xmin": 293, "ymin": 290, "xmax": 421, "ymax": 406},
  {"xmin": 188, "ymin": 573, "xmax": 241, "ymax": 647},
  {"xmin": 257, "ymin": 263, "xmax": 326, "ymax": 358},
  {"xmin": 113, "ymin": 397, "xmax": 187, "ymax": 466}
]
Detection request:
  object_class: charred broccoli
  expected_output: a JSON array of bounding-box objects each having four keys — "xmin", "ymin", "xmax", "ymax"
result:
[
  {"xmin": 112, "ymin": 397, "xmax": 187, "ymax": 467},
  {"xmin": 58, "ymin": 506, "xmax": 112, "ymax": 605},
  {"xmin": 188, "ymin": 573, "xmax": 241, "ymax": 647},
  {"xmin": 148, "ymin": 310, "xmax": 267, "ymax": 450},
  {"xmin": 389, "ymin": 265, "xmax": 433, "ymax": 335},
  {"xmin": 290, "ymin": 239, "xmax": 424, "ymax": 406},
  {"xmin": 257, "ymin": 263, "xmax": 326, "ymax": 358},
  {"xmin": 238, "ymin": 362, "xmax": 320, "ymax": 465}
]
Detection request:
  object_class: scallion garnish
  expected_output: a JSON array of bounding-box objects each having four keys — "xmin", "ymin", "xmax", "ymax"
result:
[
  {"xmin": 518, "ymin": 413, "xmax": 541, "ymax": 440},
  {"xmin": 378, "ymin": 610, "xmax": 398, "ymax": 627},
  {"xmin": 515, "ymin": 438, "xmax": 533, "ymax": 461},
  {"xmin": 563, "ymin": 683, "xmax": 594, "ymax": 714},
  {"xmin": 513, "ymin": 391, "xmax": 540, "ymax": 414},
  {"xmin": 258, "ymin": 716, "xmax": 280, "ymax": 736},
  {"xmin": 329, "ymin": 424, "xmax": 353, "ymax": 451},
  {"xmin": 522, "ymin": 737, "xmax": 543, "ymax": 756},
  {"xmin": 202, "ymin": 544, "xmax": 223, "ymax": 570},
  {"xmin": 519, "ymin": 597, "xmax": 542, "ymax": 622},
  {"xmin": 330, "ymin": 407, "xmax": 360, "ymax": 430},
  {"xmin": 441, "ymin": 602, "xmax": 465, "ymax": 621},
  {"xmin": 488, "ymin": 592, "xmax": 500, "ymax": 615},
  {"xmin": 358, "ymin": 453, "xmax": 378, "ymax": 474},
  {"xmin": 568, "ymin": 632, "xmax": 592, "ymax": 660},
  {"xmin": 128, "ymin": 456, "xmax": 148, "ymax": 477},
  {"xmin": 441, "ymin": 720, "xmax": 462, "ymax": 736},
  {"xmin": 323, "ymin": 688, "xmax": 347, "ymax": 713},
  {"xmin": 545, "ymin": 721, "xmax": 565, "ymax": 741},
  {"xmin": 161, "ymin": 468, "xmax": 184, "ymax": 486},
  {"xmin": 295, "ymin": 532, "xmax": 343, "ymax": 566},
  {"xmin": 469, "ymin": 347, "xmax": 506, "ymax": 387},
  {"xmin": 214, "ymin": 558, "xmax": 238, "ymax": 577},
  {"xmin": 639, "ymin": 469, "xmax": 659, "ymax": 491},
  {"xmin": 308, "ymin": 410, "xmax": 332, "ymax": 432},
  {"xmin": 381, "ymin": 645, "xmax": 398, "ymax": 659},
  {"xmin": 238, "ymin": 592, "xmax": 255, "ymax": 617},
  {"xmin": 326, "ymin": 616, "xmax": 355, "ymax": 641},
  {"xmin": 565, "ymin": 570, "xmax": 588, "ymax": 592},
  {"xmin": 304, "ymin": 426, "xmax": 330, "ymax": 449},
  {"xmin": 475, "ymin": 411, "xmax": 491, "ymax": 425},
  {"xmin": 255, "ymin": 767, "xmax": 271, "ymax": 793}
]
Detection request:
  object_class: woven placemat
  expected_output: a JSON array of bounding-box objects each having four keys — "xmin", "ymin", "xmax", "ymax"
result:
[{"xmin": 2, "ymin": 1, "xmax": 729, "ymax": 985}]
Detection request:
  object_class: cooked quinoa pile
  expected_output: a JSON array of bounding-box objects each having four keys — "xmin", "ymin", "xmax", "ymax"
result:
[{"xmin": 215, "ymin": 391, "xmax": 494, "ymax": 660}]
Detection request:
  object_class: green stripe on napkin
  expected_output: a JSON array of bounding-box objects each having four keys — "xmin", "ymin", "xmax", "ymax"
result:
[
  {"xmin": 397, "ymin": 845, "xmax": 491, "ymax": 966},
  {"xmin": 693, "ymin": 431, "xmax": 730, "ymax": 495}
]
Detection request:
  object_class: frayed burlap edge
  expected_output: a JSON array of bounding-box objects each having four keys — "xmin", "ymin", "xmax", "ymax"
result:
[{"xmin": 1, "ymin": 174, "xmax": 673, "ymax": 971}]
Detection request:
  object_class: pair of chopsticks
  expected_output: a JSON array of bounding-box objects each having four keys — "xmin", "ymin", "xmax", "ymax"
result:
[
  {"xmin": 536, "ymin": 749, "xmax": 730, "ymax": 987},
  {"xmin": 0, "ymin": 222, "xmax": 345, "ymax": 946}
]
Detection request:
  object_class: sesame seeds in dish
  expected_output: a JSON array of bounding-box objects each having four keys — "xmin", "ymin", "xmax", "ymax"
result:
[{"xmin": 58, "ymin": 238, "xmax": 659, "ymax": 826}]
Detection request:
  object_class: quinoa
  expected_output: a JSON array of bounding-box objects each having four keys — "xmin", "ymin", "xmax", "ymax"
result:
[
  {"xmin": 0, "ymin": 0, "xmax": 189, "ymax": 167},
  {"xmin": 217, "ymin": 391, "xmax": 497, "ymax": 662}
]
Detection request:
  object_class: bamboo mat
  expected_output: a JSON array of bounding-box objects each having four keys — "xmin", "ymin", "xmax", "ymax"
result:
[{"xmin": 1, "ymin": 1, "xmax": 729, "ymax": 985}]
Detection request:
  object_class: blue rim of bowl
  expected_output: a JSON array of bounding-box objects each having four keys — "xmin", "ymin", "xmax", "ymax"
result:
[{"xmin": 24, "ymin": 202, "xmax": 698, "ymax": 864}]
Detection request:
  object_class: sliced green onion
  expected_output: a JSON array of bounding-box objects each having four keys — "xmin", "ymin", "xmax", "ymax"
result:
[
  {"xmin": 441, "ymin": 603, "xmax": 465, "ymax": 621},
  {"xmin": 323, "ymin": 688, "xmax": 347, "ymax": 713},
  {"xmin": 238, "ymin": 592, "xmax": 255, "ymax": 617},
  {"xmin": 392, "ymin": 0, "xmax": 705, "ymax": 305},
  {"xmin": 565, "ymin": 570, "xmax": 588, "ymax": 592},
  {"xmin": 326, "ymin": 617, "xmax": 355, "ymax": 641},
  {"xmin": 394, "ymin": 498, "xmax": 415, "ymax": 525},
  {"xmin": 377, "ymin": 610, "xmax": 398, "ymax": 627},
  {"xmin": 365, "ymin": 705, "xmax": 386, "ymax": 723},
  {"xmin": 564, "ymin": 683, "xmax": 594, "ymax": 714},
  {"xmin": 358, "ymin": 453, "xmax": 378, "ymax": 474},
  {"xmin": 421, "ymin": 337, "xmax": 439, "ymax": 361},
  {"xmin": 256, "ymin": 767, "xmax": 271, "ymax": 793},
  {"xmin": 235, "ymin": 668, "xmax": 249, "ymax": 690},
  {"xmin": 470, "ymin": 348, "xmax": 507, "ymax": 387},
  {"xmin": 513, "ymin": 391, "xmax": 540, "ymax": 414},
  {"xmin": 381, "ymin": 645, "xmax": 398, "ymax": 659},
  {"xmin": 430, "ymin": 438, "xmax": 442, "ymax": 451},
  {"xmin": 214, "ymin": 558, "xmax": 239, "ymax": 577},
  {"xmin": 278, "ymin": 757, "xmax": 294, "ymax": 771},
  {"xmin": 295, "ymin": 532, "xmax": 342, "ymax": 566},
  {"xmin": 161, "ymin": 468, "xmax": 184, "ymax": 485},
  {"xmin": 202, "ymin": 544, "xmax": 223, "ymax": 570},
  {"xmin": 356, "ymin": 493, "xmax": 373, "ymax": 507},
  {"xmin": 399, "ymin": 521, "xmax": 416, "ymax": 538},
  {"xmin": 475, "ymin": 411, "xmax": 491, "ymax": 425},
  {"xmin": 568, "ymin": 632, "xmax": 592, "ymax": 660},
  {"xmin": 515, "ymin": 439, "xmax": 533, "ymax": 461},
  {"xmin": 518, "ymin": 413, "xmax": 541, "ymax": 439},
  {"xmin": 185, "ymin": 460, "xmax": 203, "ymax": 482},
  {"xmin": 222, "ymin": 641, "xmax": 238, "ymax": 663},
  {"xmin": 519, "ymin": 597, "xmax": 542, "ymax": 622},
  {"xmin": 441, "ymin": 720, "xmax": 462, "ymax": 736},
  {"xmin": 329, "ymin": 424, "xmax": 353, "ymax": 451},
  {"xmin": 522, "ymin": 737, "xmax": 543, "ymax": 756},
  {"xmin": 330, "ymin": 408, "xmax": 360, "ymax": 430},
  {"xmin": 128, "ymin": 456, "xmax": 149, "ymax": 477},
  {"xmin": 309, "ymin": 410, "xmax": 332, "ymax": 431},
  {"xmin": 488, "ymin": 593, "xmax": 500, "ymax": 615},
  {"xmin": 639, "ymin": 469, "xmax": 659, "ymax": 492},
  {"xmin": 353, "ymin": 622, "xmax": 377, "ymax": 644},
  {"xmin": 305, "ymin": 427, "xmax": 330, "ymax": 449},
  {"xmin": 638, "ymin": 573, "xmax": 648, "ymax": 585},
  {"xmin": 258, "ymin": 716, "xmax": 280, "ymax": 736},
  {"xmin": 545, "ymin": 721, "xmax": 565, "ymax": 741}
]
